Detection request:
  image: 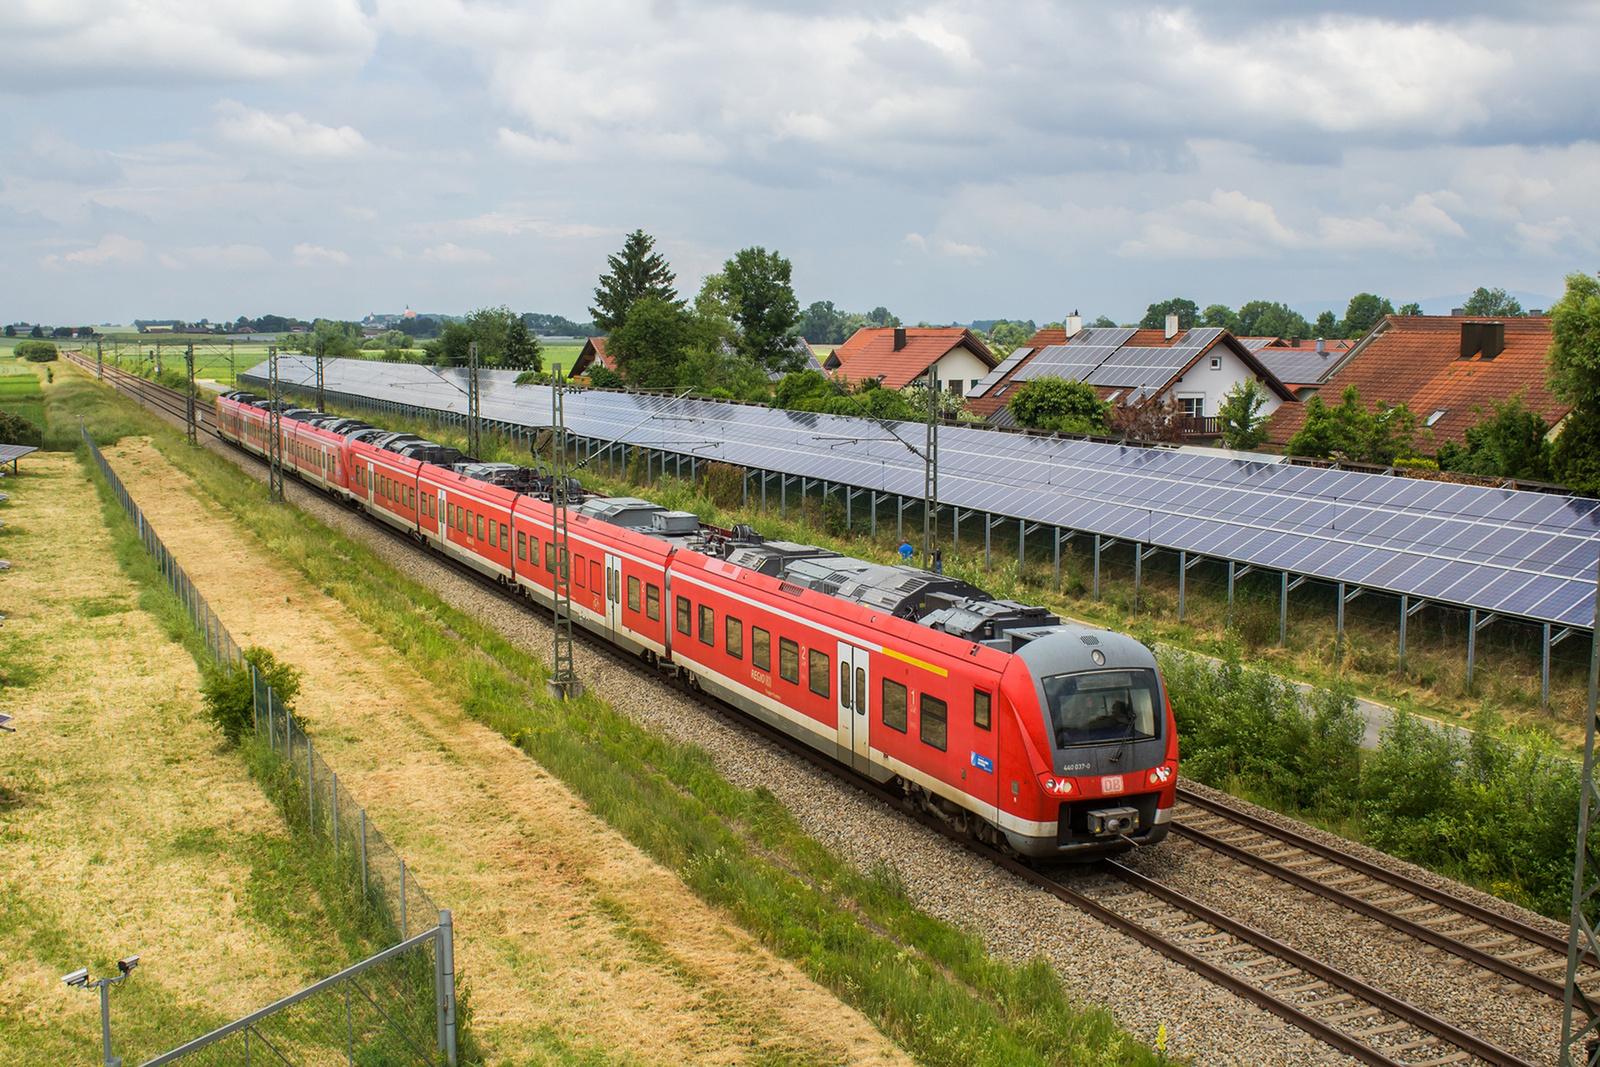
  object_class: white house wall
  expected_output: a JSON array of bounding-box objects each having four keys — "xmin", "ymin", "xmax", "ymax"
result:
[
  {"xmin": 932, "ymin": 348, "xmax": 994, "ymax": 394},
  {"xmin": 1163, "ymin": 345, "xmax": 1284, "ymax": 418}
]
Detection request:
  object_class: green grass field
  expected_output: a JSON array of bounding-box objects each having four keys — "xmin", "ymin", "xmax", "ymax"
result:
[{"xmin": 0, "ymin": 364, "xmax": 46, "ymax": 439}]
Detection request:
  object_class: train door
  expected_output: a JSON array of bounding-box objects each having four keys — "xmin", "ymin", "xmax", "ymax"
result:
[
  {"xmin": 604, "ymin": 553, "xmax": 622, "ymax": 637},
  {"xmin": 835, "ymin": 641, "xmax": 872, "ymax": 772},
  {"xmin": 969, "ymin": 686, "xmax": 999, "ymax": 816}
]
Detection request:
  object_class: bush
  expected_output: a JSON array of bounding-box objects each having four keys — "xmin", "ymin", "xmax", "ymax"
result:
[
  {"xmin": 0, "ymin": 409, "xmax": 39, "ymax": 446},
  {"xmin": 700, "ymin": 461, "xmax": 747, "ymax": 509},
  {"xmin": 15, "ymin": 340, "xmax": 58, "ymax": 362},
  {"xmin": 515, "ymin": 369, "xmax": 551, "ymax": 386},
  {"xmin": 201, "ymin": 646, "xmax": 303, "ymax": 744},
  {"xmin": 587, "ymin": 365, "xmax": 624, "ymax": 389}
]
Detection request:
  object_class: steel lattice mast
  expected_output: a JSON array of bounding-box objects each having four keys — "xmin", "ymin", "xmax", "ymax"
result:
[
  {"xmin": 314, "ymin": 338, "xmax": 326, "ymax": 413},
  {"xmin": 923, "ymin": 364, "xmax": 939, "ymax": 569},
  {"xmin": 1561, "ymin": 553, "xmax": 1600, "ymax": 1065},
  {"xmin": 267, "ymin": 345, "xmax": 284, "ymax": 503},
  {"xmin": 184, "ymin": 344, "xmax": 198, "ymax": 446},
  {"xmin": 547, "ymin": 367, "xmax": 580, "ymax": 699},
  {"xmin": 467, "ymin": 342, "xmax": 482, "ymax": 459}
]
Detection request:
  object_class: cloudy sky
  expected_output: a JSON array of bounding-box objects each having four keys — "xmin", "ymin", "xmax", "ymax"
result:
[{"xmin": 4, "ymin": 1, "xmax": 1598, "ymax": 327}]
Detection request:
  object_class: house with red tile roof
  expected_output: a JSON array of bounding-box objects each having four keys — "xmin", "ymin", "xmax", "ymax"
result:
[
  {"xmin": 824, "ymin": 326, "xmax": 997, "ymax": 394},
  {"xmin": 1263, "ymin": 315, "xmax": 1569, "ymax": 453},
  {"xmin": 570, "ymin": 336, "xmax": 611, "ymax": 376},
  {"xmin": 964, "ymin": 317, "xmax": 1295, "ymax": 438},
  {"xmin": 1237, "ymin": 337, "xmax": 1353, "ymax": 398}
]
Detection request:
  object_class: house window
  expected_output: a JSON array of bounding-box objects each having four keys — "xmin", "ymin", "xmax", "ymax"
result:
[
  {"xmin": 882, "ymin": 680, "xmax": 908, "ymax": 733},
  {"xmin": 949, "ymin": 379, "xmax": 964, "ymax": 398},
  {"xmin": 1178, "ymin": 397, "xmax": 1204, "ymax": 418},
  {"xmin": 1209, "ymin": 356, "xmax": 1221, "ymax": 370},
  {"xmin": 1427, "ymin": 409, "xmax": 1447, "ymax": 426},
  {"xmin": 921, "ymin": 694, "xmax": 948, "ymax": 751}
]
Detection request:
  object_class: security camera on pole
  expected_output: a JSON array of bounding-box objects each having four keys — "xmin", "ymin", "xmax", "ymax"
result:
[{"xmin": 63, "ymin": 955, "xmax": 139, "ymax": 1067}]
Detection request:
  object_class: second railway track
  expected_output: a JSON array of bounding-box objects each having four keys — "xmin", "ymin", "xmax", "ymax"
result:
[{"xmin": 72, "ymin": 353, "xmax": 1559, "ymax": 1067}]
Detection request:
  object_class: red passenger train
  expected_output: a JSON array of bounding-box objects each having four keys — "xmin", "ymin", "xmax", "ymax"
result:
[{"xmin": 216, "ymin": 390, "xmax": 1178, "ymax": 857}]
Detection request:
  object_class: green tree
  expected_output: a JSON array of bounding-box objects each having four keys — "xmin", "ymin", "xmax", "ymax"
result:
[
  {"xmin": 607, "ymin": 296, "xmax": 697, "ymax": 388},
  {"xmin": 1397, "ymin": 302, "xmax": 1423, "ymax": 316},
  {"xmin": 986, "ymin": 320, "xmax": 1035, "ymax": 356},
  {"xmin": 1547, "ymin": 270, "xmax": 1600, "ymax": 493},
  {"xmin": 1286, "ymin": 385, "xmax": 1419, "ymax": 464},
  {"xmin": 798, "ymin": 300, "xmax": 844, "ymax": 345},
  {"xmin": 422, "ymin": 307, "xmax": 541, "ymax": 370},
  {"xmin": 1090, "ymin": 315, "xmax": 1118, "ymax": 329},
  {"xmin": 1007, "ymin": 376, "xmax": 1111, "ymax": 434},
  {"xmin": 865, "ymin": 306, "xmax": 899, "ymax": 328},
  {"xmin": 1140, "ymin": 298, "xmax": 1199, "ymax": 331},
  {"xmin": 1236, "ymin": 300, "xmax": 1311, "ymax": 339},
  {"xmin": 1434, "ymin": 392, "xmax": 1552, "ymax": 480},
  {"xmin": 1217, "ymin": 379, "xmax": 1272, "ymax": 450},
  {"xmin": 1202, "ymin": 304, "xmax": 1241, "ymax": 332},
  {"xmin": 590, "ymin": 229, "xmax": 680, "ymax": 333},
  {"xmin": 721, "ymin": 246, "xmax": 801, "ymax": 373},
  {"xmin": 1343, "ymin": 293, "xmax": 1395, "ymax": 338},
  {"xmin": 1314, "ymin": 310, "xmax": 1340, "ymax": 339},
  {"xmin": 1463, "ymin": 286, "xmax": 1525, "ymax": 317}
]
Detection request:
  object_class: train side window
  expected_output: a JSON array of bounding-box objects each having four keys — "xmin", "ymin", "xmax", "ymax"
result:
[
  {"xmin": 676, "ymin": 596, "xmax": 691, "ymax": 635},
  {"xmin": 518, "ymin": 531, "xmax": 527, "ymax": 560},
  {"xmin": 724, "ymin": 616, "xmax": 742, "ymax": 658},
  {"xmin": 500, "ymin": 522, "xmax": 508, "ymax": 548},
  {"xmin": 778, "ymin": 638, "xmax": 799, "ymax": 684},
  {"xmin": 808, "ymin": 648, "xmax": 830, "ymax": 698},
  {"xmin": 698, "ymin": 604, "xmax": 714, "ymax": 645},
  {"xmin": 920, "ymin": 694, "xmax": 949, "ymax": 752},
  {"xmin": 645, "ymin": 583, "xmax": 660, "ymax": 620},
  {"xmin": 528, "ymin": 535, "xmax": 540, "ymax": 563},
  {"xmin": 974, "ymin": 690, "xmax": 992, "ymax": 731},
  {"xmin": 627, "ymin": 576, "xmax": 641, "ymax": 612},
  {"xmin": 881, "ymin": 680, "xmax": 908, "ymax": 732},
  {"xmin": 752, "ymin": 627, "xmax": 770, "ymax": 670},
  {"xmin": 476, "ymin": 514, "xmax": 485, "ymax": 541},
  {"xmin": 545, "ymin": 542, "xmax": 556, "ymax": 571}
]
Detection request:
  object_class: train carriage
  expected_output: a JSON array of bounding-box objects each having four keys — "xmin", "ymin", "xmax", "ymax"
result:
[{"xmin": 212, "ymin": 388, "xmax": 1177, "ymax": 859}]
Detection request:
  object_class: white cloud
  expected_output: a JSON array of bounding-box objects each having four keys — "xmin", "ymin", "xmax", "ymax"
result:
[
  {"xmin": 420, "ymin": 243, "xmax": 493, "ymax": 264},
  {"xmin": 214, "ymin": 102, "xmax": 369, "ymax": 157},
  {"xmin": 904, "ymin": 232, "xmax": 989, "ymax": 259},
  {"xmin": 293, "ymin": 243, "xmax": 350, "ymax": 266},
  {"xmin": 0, "ymin": 0, "xmax": 375, "ymax": 89},
  {"xmin": 159, "ymin": 244, "xmax": 274, "ymax": 269},
  {"xmin": 42, "ymin": 234, "xmax": 145, "ymax": 269}
]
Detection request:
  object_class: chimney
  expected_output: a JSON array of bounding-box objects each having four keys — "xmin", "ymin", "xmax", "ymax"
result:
[
  {"xmin": 1065, "ymin": 311, "xmax": 1083, "ymax": 338},
  {"xmin": 893, "ymin": 327, "xmax": 907, "ymax": 351},
  {"xmin": 1451, "ymin": 307, "xmax": 1465, "ymax": 317},
  {"xmin": 1315, "ymin": 337, "xmax": 1325, "ymax": 354},
  {"xmin": 1164, "ymin": 313, "xmax": 1179, "ymax": 340}
]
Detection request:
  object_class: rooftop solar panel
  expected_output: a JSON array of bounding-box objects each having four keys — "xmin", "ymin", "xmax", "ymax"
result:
[
  {"xmin": 968, "ymin": 348, "xmax": 1033, "ymax": 398},
  {"xmin": 241, "ymin": 356, "xmax": 1600, "ymax": 629}
]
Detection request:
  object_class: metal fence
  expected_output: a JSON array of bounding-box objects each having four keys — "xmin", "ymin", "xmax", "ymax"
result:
[{"xmin": 81, "ymin": 426, "xmax": 459, "ymax": 1066}]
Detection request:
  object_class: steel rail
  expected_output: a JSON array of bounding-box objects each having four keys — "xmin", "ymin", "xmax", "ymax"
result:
[
  {"xmin": 80, "ymin": 356, "xmax": 1540, "ymax": 1067},
  {"xmin": 1176, "ymin": 785, "xmax": 1597, "ymax": 969}
]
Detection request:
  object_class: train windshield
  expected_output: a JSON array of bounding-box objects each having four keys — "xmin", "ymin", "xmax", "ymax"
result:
[{"xmin": 1040, "ymin": 669, "xmax": 1161, "ymax": 748}]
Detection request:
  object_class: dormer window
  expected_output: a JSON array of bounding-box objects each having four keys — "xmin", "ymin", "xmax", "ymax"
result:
[{"xmin": 1426, "ymin": 410, "xmax": 1447, "ymax": 426}]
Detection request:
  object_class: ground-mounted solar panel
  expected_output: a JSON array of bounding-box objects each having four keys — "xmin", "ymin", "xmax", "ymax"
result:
[{"xmin": 238, "ymin": 356, "xmax": 1600, "ymax": 628}]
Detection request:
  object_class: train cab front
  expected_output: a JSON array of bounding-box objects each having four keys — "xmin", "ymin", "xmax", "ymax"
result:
[{"xmin": 1000, "ymin": 627, "xmax": 1178, "ymax": 859}]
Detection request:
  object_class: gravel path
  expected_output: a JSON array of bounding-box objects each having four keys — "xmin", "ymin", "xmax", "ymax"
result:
[{"xmin": 191, "ymin": 428, "xmax": 1561, "ymax": 1066}]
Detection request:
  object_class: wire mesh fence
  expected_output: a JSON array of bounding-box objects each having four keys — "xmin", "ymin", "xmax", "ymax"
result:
[{"xmin": 81, "ymin": 426, "xmax": 458, "ymax": 1065}]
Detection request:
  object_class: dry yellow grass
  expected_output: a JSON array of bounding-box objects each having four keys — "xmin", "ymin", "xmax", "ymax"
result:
[
  {"xmin": 0, "ymin": 453, "xmax": 344, "ymax": 1064},
  {"xmin": 105, "ymin": 437, "xmax": 911, "ymax": 1067}
]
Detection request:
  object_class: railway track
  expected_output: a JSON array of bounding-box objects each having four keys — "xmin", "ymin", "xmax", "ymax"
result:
[
  {"xmin": 1170, "ymin": 786, "xmax": 1598, "ymax": 1005},
  {"xmin": 72, "ymin": 354, "xmax": 1549, "ymax": 1067}
]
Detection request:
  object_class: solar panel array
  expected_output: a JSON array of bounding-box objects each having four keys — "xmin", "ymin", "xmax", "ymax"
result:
[
  {"xmin": 242, "ymin": 356, "xmax": 1600, "ymax": 629},
  {"xmin": 969, "ymin": 347, "xmax": 1033, "ymax": 398}
]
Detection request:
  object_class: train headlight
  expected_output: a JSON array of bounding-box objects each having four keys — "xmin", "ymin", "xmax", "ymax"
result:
[
  {"xmin": 1147, "ymin": 765, "xmax": 1173, "ymax": 786},
  {"xmin": 1040, "ymin": 775, "xmax": 1074, "ymax": 797}
]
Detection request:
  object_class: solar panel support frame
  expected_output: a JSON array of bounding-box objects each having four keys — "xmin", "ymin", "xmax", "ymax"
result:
[
  {"xmin": 1547, "ymin": 626, "xmax": 1578, "ymax": 708},
  {"xmin": 1281, "ymin": 574, "xmax": 1309, "ymax": 647}
]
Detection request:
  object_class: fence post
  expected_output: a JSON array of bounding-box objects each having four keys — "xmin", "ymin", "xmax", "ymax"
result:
[
  {"xmin": 252, "ymin": 663, "xmax": 260, "ymax": 738},
  {"xmin": 401, "ymin": 863, "xmax": 408, "ymax": 940},
  {"xmin": 332, "ymin": 772, "xmax": 339, "ymax": 853},
  {"xmin": 307, "ymin": 742, "xmax": 314, "ymax": 831},
  {"xmin": 360, "ymin": 809, "xmax": 368, "ymax": 901},
  {"xmin": 440, "ymin": 910, "xmax": 458, "ymax": 1066}
]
